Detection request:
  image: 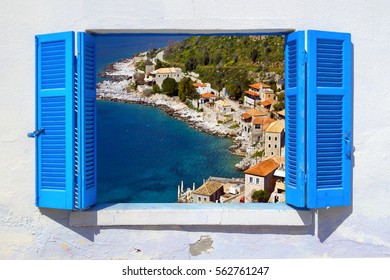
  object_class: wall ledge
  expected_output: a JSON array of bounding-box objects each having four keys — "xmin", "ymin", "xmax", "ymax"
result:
[{"xmin": 69, "ymin": 203, "xmax": 312, "ymax": 227}]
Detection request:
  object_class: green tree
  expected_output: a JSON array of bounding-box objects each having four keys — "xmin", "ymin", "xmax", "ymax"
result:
[
  {"xmin": 226, "ymin": 83, "xmax": 242, "ymax": 100},
  {"xmin": 161, "ymin": 77, "xmax": 178, "ymax": 96},
  {"xmin": 203, "ymin": 49, "xmax": 210, "ymax": 66},
  {"xmin": 273, "ymin": 90, "xmax": 285, "ymax": 111},
  {"xmin": 178, "ymin": 77, "xmax": 196, "ymax": 102},
  {"xmin": 269, "ymin": 80, "xmax": 277, "ymax": 93},
  {"xmin": 185, "ymin": 57, "xmax": 197, "ymax": 72},
  {"xmin": 152, "ymin": 83, "xmax": 161, "ymax": 94},
  {"xmin": 155, "ymin": 59, "xmax": 164, "ymax": 70},
  {"xmin": 250, "ymin": 48, "xmax": 259, "ymax": 63},
  {"xmin": 251, "ymin": 190, "xmax": 270, "ymax": 203}
]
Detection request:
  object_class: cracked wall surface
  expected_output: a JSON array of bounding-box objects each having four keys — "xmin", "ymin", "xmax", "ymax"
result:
[{"xmin": 0, "ymin": 0, "xmax": 390, "ymax": 259}]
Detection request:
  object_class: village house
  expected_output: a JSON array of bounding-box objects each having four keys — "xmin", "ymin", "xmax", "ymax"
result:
[
  {"xmin": 261, "ymin": 98, "xmax": 277, "ymax": 111},
  {"xmin": 203, "ymin": 99, "xmax": 233, "ymax": 123},
  {"xmin": 243, "ymin": 157, "xmax": 280, "ymax": 202},
  {"xmin": 215, "ymin": 100, "xmax": 232, "ymax": 114},
  {"xmin": 244, "ymin": 82, "xmax": 274, "ymax": 107},
  {"xmin": 240, "ymin": 108, "xmax": 267, "ymax": 142},
  {"xmin": 192, "ymin": 181, "xmax": 225, "ymax": 203},
  {"xmin": 276, "ymin": 109, "xmax": 285, "ymax": 119},
  {"xmin": 198, "ymin": 92, "xmax": 216, "ymax": 109},
  {"xmin": 150, "ymin": 67, "xmax": 183, "ymax": 87},
  {"xmin": 268, "ymin": 158, "xmax": 286, "ymax": 203},
  {"xmin": 193, "ymin": 82, "xmax": 214, "ymax": 95},
  {"xmin": 264, "ymin": 120, "xmax": 285, "ymax": 157},
  {"xmin": 251, "ymin": 117, "xmax": 275, "ymax": 144}
]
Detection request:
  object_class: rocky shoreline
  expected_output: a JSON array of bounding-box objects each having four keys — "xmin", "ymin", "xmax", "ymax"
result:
[{"xmin": 97, "ymin": 87, "xmax": 239, "ymax": 138}]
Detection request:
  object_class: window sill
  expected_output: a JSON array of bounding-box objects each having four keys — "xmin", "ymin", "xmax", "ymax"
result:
[{"xmin": 69, "ymin": 203, "xmax": 312, "ymax": 227}]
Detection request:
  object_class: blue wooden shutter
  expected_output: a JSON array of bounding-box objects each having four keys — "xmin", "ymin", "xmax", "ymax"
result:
[
  {"xmin": 285, "ymin": 31, "xmax": 307, "ymax": 207},
  {"xmin": 306, "ymin": 30, "xmax": 352, "ymax": 208},
  {"xmin": 76, "ymin": 32, "xmax": 97, "ymax": 209},
  {"xmin": 35, "ymin": 32, "xmax": 75, "ymax": 209}
]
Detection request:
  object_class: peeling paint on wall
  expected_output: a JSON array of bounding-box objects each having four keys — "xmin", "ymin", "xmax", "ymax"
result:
[{"xmin": 189, "ymin": 236, "xmax": 214, "ymax": 256}]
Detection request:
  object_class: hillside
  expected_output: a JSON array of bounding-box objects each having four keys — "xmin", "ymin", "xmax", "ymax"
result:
[{"xmin": 163, "ymin": 35, "xmax": 284, "ymax": 93}]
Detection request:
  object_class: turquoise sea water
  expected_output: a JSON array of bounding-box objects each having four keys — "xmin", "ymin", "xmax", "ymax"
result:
[{"xmin": 97, "ymin": 101, "xmax": 243, "ymax": 203}]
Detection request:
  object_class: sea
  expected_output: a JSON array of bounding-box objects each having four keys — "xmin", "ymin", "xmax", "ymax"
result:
[{"xmin": 95, "ymin": 34, "xmax": 243, "ymax": 203}]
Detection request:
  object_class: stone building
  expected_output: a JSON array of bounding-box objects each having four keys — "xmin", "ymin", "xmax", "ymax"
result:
[
  {"xmin": 264, "ymin": 120, "xmax": 285, "ymax": 157},
  {"xmin": 150, "ymin": 67, "xmax": 183, "ymax": 87},
  {"xmin": 192, "ymin": 181, "xmax": 224, "ymax": 203}
]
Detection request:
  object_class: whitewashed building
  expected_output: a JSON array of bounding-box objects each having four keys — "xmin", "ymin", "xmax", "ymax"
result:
[{"xmin": 150, "ymin": 67, "xmax": 183, "ymax": 87}]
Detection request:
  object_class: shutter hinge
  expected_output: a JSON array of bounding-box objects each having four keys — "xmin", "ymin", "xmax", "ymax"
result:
[
  {"xmin": 27, "ymin": 128, "xmax": 45, "ymax": 138},
  {"xmin": 304, "ymin": 51, "xmax": 308, "ymax": 63},
  {"xmin": 304, "ymin": 173, "xmax": 308, "ymax": 183}
]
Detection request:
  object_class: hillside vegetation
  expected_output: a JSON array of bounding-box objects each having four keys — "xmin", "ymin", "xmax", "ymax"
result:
[{"xmin": 163, "ymin": 35, "xmax": 284, "ymax": 93}]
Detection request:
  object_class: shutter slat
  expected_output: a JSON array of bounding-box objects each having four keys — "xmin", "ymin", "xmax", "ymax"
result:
[
  {"xmin": 76, "ymin": 32, "xmax": 97, "ymax": 209},
  {"xmin": 35, "ymin": 32, "xmax": 75, "ymax": 209},
  {"xmin": 285, "ymin": 31, "xmax": 306, "ymax": 207},
  {"xmin": 307, "ymin": 30, "xmax": 352, "ymax": 208}
]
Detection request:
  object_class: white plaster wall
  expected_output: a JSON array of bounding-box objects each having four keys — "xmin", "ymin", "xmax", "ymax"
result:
[{"xmin": 1, "ymin": 0, "xmax": 390, "ymax": 259}]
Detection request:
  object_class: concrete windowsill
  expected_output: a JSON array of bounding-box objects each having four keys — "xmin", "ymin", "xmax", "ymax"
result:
[{"xmin": 69, "ymin": 203, "xmax": 312, "ymax": 227}]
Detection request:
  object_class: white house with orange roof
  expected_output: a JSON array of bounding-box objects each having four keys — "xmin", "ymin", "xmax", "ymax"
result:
[
  {"xmin": 244, "ymin": 157, "xmax": 280, "ymax": 202},
  {"xmin": 244, "ymin": 82, "xmax": 275, "ymax": 107},
  {"xmin": 198, "ymin": 92, "xmax": 216, "ymax": 109},
  {"xmin": 264, "ymin": 120, "xmax": 285, "ymax": 157},
  {"xmin": 193, "ymin": 82, "xmax": 213, "ymax": 95}
]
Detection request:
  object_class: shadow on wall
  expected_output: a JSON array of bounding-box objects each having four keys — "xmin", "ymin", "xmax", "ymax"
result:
[
  {"xmin": 39, "ymin": 208, "xmax": 99, "ymax": 242},
  {"xmin": 40, "ymin": 206, "xmax": 315, "ymax": 242},
  {"xmin": 317, "ymin": 206, "xmax": 352, "ymax": 242},
  {"xmin": 317, "ymin": 43, "xmax": 355, "ymax": 243}
]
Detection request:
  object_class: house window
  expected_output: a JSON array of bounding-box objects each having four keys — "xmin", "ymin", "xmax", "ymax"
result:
[
  {"xmin": 255, "ymin": 178, "xmax": 260, "ymax": 184},
  {"xmin": 275, "ymin": 145, "xmax": 277, "ymax": 148},
  {"xmin": 255, "ymin": 124, "xmax": 260, "ymax": 129},
  {"xmin": 32, "ymin": 30, "xmax": 352, "ymax": 211},
  {"xmin": 249, "ymin": 177, "xmax": 253, "ymax": 183},
  {"xmin": 198, "ymin": 197, "xmax": 201, "ymax": 202},
  {"xmin": 268, "ymin": 144, "xmax": 271, "ymax": 148},
  {"xmin": 275, "ymin": 137, "xmax": 278, "ymax": 141},
  {"xmin": 268, "ymin": 136, "xmax": 271, "ymax": 140}
]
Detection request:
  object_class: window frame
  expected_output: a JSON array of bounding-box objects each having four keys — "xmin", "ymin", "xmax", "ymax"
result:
[{"xmin": 33, "ymin": 28, "xmax": 352, "ymax": 227}]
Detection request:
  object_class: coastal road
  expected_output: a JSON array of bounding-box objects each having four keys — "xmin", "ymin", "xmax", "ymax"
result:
[{"xmin": 154, "ymin": 51, "xmax": 166, "ymax": 63}]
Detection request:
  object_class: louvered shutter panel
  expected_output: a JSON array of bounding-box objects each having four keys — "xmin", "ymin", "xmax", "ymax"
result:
[
  {"xmin": 285, "ymin": 31, "xmax": 307, "ymax": 207},
  {"xmin": 77, "ymin": 32, "xmax": 97, "ymax": 209},
  {"xmin": 306, "ymin": 30, "xmax": 352, "ymax": 208},
  {"xmin": 35, "ymin": 32, "xmax": 75, "ymax": 209}
]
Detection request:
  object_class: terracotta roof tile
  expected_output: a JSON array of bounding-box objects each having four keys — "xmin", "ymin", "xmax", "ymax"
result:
[
  {"xmin": 241, "ymin": 113, "xmax": 251, "ymax": 119},
  {"xmin": 261, "ymin": 98, "xmax": 277, "ymax": 106},
  {"xmin": 265, "ymin": 120, "xmax": 285, "ymax": 133},
  {"xmin": 193, "ymin": 83, "xmax": 207, "ymax": 87},
  {"xmin": 244, "ymin": 90, "xmax": 260, "ymax": 97},
  {"xmin": 200, "ymin": 92, "xmax": 216, "ymax": 99},
  {"xmin": 244, "ymin": 158, "xmax": 279, "ymax": 177},
  {"xmin": 249, "ymin": 82, "xmax": 271, "ymax": 90},
  {"xmin": 252, "ymin": 117, "xmax": 275, "ymax": 125},
  {"xmin": 246, "ymin": 108, "xmax": 267, "ymax": 117}
]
